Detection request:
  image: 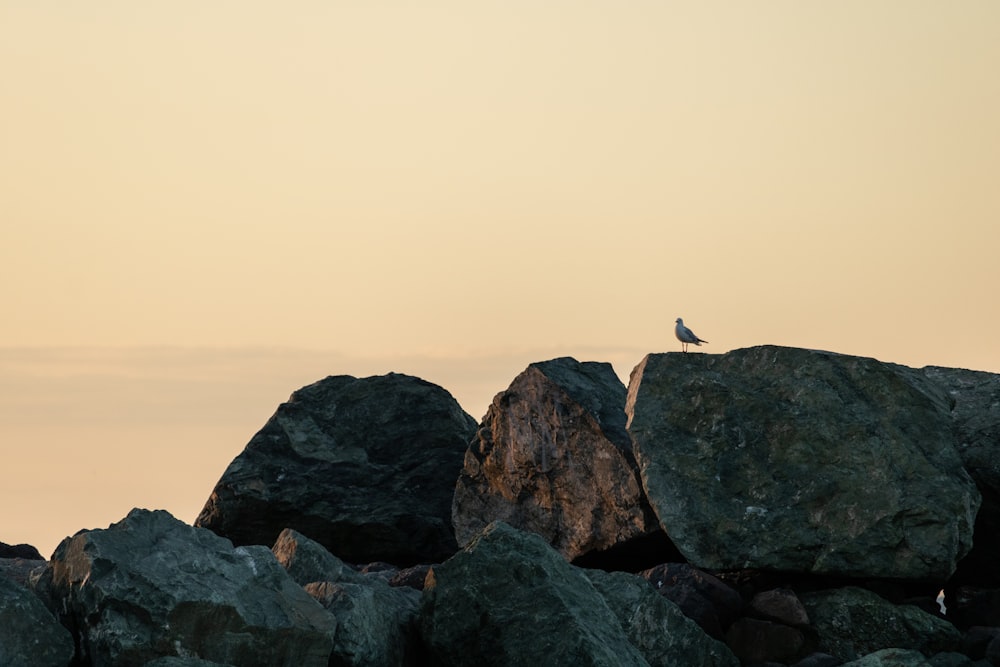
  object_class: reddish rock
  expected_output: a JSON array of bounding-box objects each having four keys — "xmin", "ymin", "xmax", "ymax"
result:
[{"xmin": 638, "ymin": 562, "xmax": 743, "ymax": 639}]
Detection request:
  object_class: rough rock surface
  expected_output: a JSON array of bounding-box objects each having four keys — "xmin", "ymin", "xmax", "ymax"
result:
[
  {"xmin": 41, "ymin": 508, "xmax": 337, "ymax": 666},
  {"xmin": 584, "ymin": 568, "xmax": 738, "ymax": 666},
  {"xmin": 625, "ymin": 346, "xmax": 980, "ymax": 580},
  {"xmin": 306, "ymin": 580, "xmax": 421, "ymax": 667},
  {"xmin": 272, "ymin": 528, "xmax": 422, "ymax": 667},
  {"xmin": 800, "ymin": 586, "xmax": 961, "ymax": 661},
  {"xmin": 421, "ymin": 521, "xmax": 651, "ymax": 666},
  {"xmin": 0, "ymin": 573, "xmax": 74, "ymax": 667},
  {"xmin": 197, "ymin": 373, "xmax": 477, "ymax": 565},
  {"xmin": 453, "ymin": 357, "xmax": 661, "ymax": 561},
  {"xmin": 839, "ymin": 648, "xmax": 935, "ymax": 666}
]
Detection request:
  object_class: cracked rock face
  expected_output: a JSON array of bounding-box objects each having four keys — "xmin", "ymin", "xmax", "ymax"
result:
[
  {"xmin": 452, "ymin": 357, "xmax": 661, "ymax": 561},
  {"xmin": 626, "ymin": 346, "xmax": 980, "ymax": 581}
]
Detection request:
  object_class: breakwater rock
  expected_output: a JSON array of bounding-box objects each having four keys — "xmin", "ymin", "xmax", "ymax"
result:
[{"xmin": 3, "ymin": 345, "xmax": 1000, "ymax": 666}]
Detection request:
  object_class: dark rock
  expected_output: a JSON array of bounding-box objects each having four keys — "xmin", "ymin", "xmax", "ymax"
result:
[
  {"xmin": 42, "ymin": 508, "xmax": 337, "ymax": 666},
  {"xmin": 272, "ymin": 527, "xmax": 364, "ymax": 586},
  {"xmin": 584, "ymin": 568, "xmax": 738, "ymax": 666},
  {"xmin": 388, "ymin": 564, "xmax": 433, "ymax": 591},
  {"xmin": 946, "ymin": 587, "xmax": 1000, "ymax": 629},
  {"xmin": 927, "ymin": 652, "xmax": 982, "ymax": 667},
  {"xmin": 724, "ymin": 616, "xmax": 810, "ymax": 664},
  {"xmin": 987, "ymin": 634, "xmax": 1000, "ymax": 666},
  {"xmin": 751, "ymin": 588, "xmax": 811, "ymax": 626},
  {"xmin": 793, "ymin": 653, "xmax": 842, "ymax": 667},
  {"xmin": 840, "ymin": 648, "xmax": 932, "ymax": 666},
  {"xmin": 305, "ymin": 579, "xmax": 422, "ymax": 667},
  {"xmin": 638, "ymin": 562, "xmax": 744, "ymax": 639},
  {"xmin": 420, "ymin": 521, "xmax": 651, "ymax": 666},
  {"xmin": 0, "ymin": 542, "xmax": 43, "ymax": 560},
  {"xmin": 0, "ymin": 573, "xmax": 74, "ymax": 667},
  {"xmin": 452, "ymin": 358, "xmax": 664, "ymax": 562},
  {"xmin": 145, "ymin": 659, "xmax": 237, "ymax": 667},
  {"xmin": 962, "ymin": 626, "xmax": 1000, "ymax": 660},
  {"xmin": 921, "ymin": 367, "xmax": 1000, "ymax": 591},
  {"xmin": 197, "ymin": 373, "xmax": 477, "ymax": 565},
  {"xmin": 801, "ymin": 586, "xmax": 961, "ymax": 661},
  {"xmin": 625, "ymin": 346, "xmax": 980, "ymax": 580},
  {"xmin": 0, "ymin": 557, "xmax": 46, "ymax": 587}
]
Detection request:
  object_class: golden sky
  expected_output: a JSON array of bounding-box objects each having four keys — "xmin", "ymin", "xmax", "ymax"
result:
[{"xmin": 2, "ymin": 2, "xmax": 998, "ymax": 556}]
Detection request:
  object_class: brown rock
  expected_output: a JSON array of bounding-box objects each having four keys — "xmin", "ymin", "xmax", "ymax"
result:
[{"xmin": 452, "ymin": 357, "xmax": 662, "ymax": 562}]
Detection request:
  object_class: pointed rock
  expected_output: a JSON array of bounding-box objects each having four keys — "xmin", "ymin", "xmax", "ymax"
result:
[{"xmin": 453, "ymin": 358, "xmax": 662, "ymax": 562}]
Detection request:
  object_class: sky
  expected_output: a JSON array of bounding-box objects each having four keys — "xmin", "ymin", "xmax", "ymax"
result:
[{"xmin": 2, "ymin": 2, "xmax": 998, "ymax": 557}]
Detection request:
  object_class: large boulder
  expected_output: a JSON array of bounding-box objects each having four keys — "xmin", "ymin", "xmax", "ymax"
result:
[
  {"xmin": 420, "ymin": 521, "xmax": 651, "ymax": 666},
  {"xmin": 453, "ymin": 357, "xmax": 662, "ymax": 562},
  {"xmin": 921, "ymin": 366, "xmax": 1000, "ymax": 592},
  {"xmin": 0, "ymin": 574, "xmax": 74, "ymax": 667},
  {"xmin": 800, "ymin": 586, "xmax": 961, "ymax": 661},
  {"xmin": 197, "ymin": 373, "xmax": 478, "ymax": 565},
  {"xmin": 625, "ymin": 346, "xmax": 980, "ymax": 580},
  {"xmin": 41, "ymin": 508, "xmax": 337, "ymax": 666}
]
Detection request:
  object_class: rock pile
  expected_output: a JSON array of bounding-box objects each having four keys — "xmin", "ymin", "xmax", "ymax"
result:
[{"xmin": 2, "ymin": 346, "xmax": 999, "ymax": 666}]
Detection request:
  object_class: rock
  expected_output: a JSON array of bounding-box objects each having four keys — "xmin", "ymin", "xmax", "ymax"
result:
[
  {"xmin": 0, "ymin": 542, "xmax": 43, "ymax": 560},
  {"xmin": 420, "ymin": 521, "xmax": 651, "ymax": 666},
  {"xmin": 625, "ymin": 346, "xmax": 980, "ymax": 580},
  {"xmin": 584, "ymin": 569, "xmax": 739, "ymax": 666},
  {"xmin": 793, "ymin": 653, "xmax": 842, "ymax": 667},
  {"xmin": 197, "ymin": 373, "xmax": 477, "ymax": 565},
  {"xmin": 0, "ymin": 557, "xmax": 46, "ymax": 586},
  {"xmin": 42, "ymin": 508, "xmax": 337, "ymax": 666},
  {"xmin": 305, "ymin": 579, "xmax": 422, "ymax": 667},
  {"xmin": 637, "ymin": 563, "xmax": 743, "ymax": 639},
  {"xmin": 801, "ymin": 586, "xmax": 961, "ymax": 661},
  {"xmin": 921, "ymin": 367, "xmax": 1000, "ymax": 591},
  {"xmin": 145, "ymin": 659, "xmax": 236, "ymax": 667},
  {"xmin": 387, "ymin": 564, "xmax": 434, "ymax": 591},
  {"xmin": 0, "ymin": 574, "xmax": 74, "ymax": 667},
  {"xmin": 452, "ymin": 358, "xmax": 663, "ymax": 562},
  {"xmin": 272, "ymin": 527, "xmax": 364, "ymax": 586},
  {"xmin": 724, "ymin": 616, "xmax": 810, "ymax": 664},
  {"xmin": 750, "ymin": 588, "xmax": 811, "ymax": 627},
  {"xmin": 927, "ymin": 652, "xmax": 981, "ymax": 667},
  {"xmin": 962, "ymin": 626, "xmax": 1000, "ymax": 660},
  {"xmin": 840, "ymin": 648, "xmax": 933, "ymax": 666}
]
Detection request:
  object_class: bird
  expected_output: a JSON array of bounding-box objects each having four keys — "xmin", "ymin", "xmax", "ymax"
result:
[{"xmin": 675, "ymin": 317, "xmax": 708, "ymax": 352}]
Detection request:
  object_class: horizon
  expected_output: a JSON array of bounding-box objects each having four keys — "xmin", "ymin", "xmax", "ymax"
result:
[{"xmin": 2, "ymin": 2, "xmax": 999, "ymax": 557}]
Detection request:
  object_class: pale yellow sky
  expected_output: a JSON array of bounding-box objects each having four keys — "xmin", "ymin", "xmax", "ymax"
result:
[{"xmin": 2, "ymin": 2, "xmax": 998, "ymax": 555}]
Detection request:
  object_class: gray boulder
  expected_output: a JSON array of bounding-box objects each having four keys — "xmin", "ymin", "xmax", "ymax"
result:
[
  {"xmin": 801, "ymin": 586, "xmax": 961, "ymax": 661},
  {"xmin": 420, "ymin": 521, "xmax": 651, "ymax": 666},
  {"xmin": 0, "ymin": 574, "xmax": 74, "ymax": 667},
  {"xmin": 584, "ymin": 569, "xmax": 738, "ymax": 666},
  {"xmin": 625, "ymin": 346, "xmax": 980, "ymax": 580},
  {"xmin": 453, "ymin": 358, "xmax": 661, "ymax": 561},
  {"xmin": 306, "ymin": 580, "xmax": 421, "ymax": 667},
  {"xmin": 197, "ymin": 373, "xmax": 477, "ymax": 565},
  {"xmin": 42, "ymin": 508, "xmax": 336, "ymax": 666}
]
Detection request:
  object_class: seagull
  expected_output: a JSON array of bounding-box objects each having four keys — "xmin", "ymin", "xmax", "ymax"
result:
[{"xmin": 675, "ymin": 317, "xmax": 708, "ymax": 353}]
